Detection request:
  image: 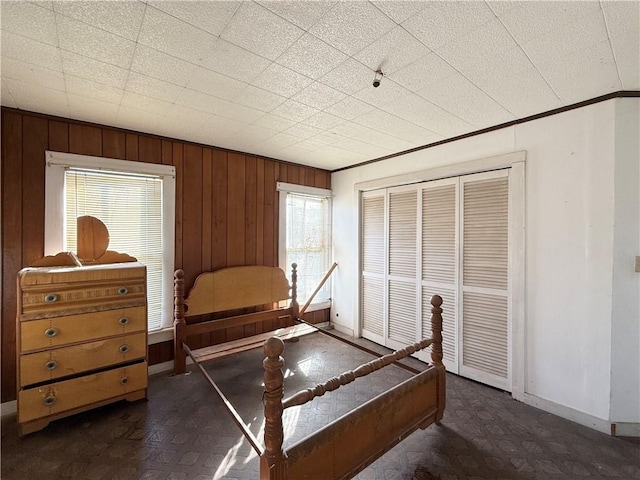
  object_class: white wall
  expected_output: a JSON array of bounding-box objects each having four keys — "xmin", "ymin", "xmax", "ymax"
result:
[{"xmin": 331, "ymin": 98, "xmax": 639, "ymax": 430}]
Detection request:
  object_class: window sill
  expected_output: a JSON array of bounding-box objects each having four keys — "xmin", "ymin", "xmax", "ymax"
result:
[{"xmin": 148, "ymin": 327, "xmax": 173, "ymax": 345}]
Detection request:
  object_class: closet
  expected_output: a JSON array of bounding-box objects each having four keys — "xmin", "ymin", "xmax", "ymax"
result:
[{"xmin": 361, "ymin": 169, "xmax": 511, "ymax": 391}]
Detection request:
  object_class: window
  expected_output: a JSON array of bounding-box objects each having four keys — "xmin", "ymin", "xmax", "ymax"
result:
[
  {"xmin": 278, "ymin": 182, "xmax": 332, "ymax": 311},
  {"xmin": 45, "ymin": 151, "xmax": 175, "ymax": 333}
]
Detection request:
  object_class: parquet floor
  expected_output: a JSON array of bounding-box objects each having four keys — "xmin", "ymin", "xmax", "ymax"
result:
[{"xmin": 2, "ymin": 331, "xmax": 639, "ymax": 480}]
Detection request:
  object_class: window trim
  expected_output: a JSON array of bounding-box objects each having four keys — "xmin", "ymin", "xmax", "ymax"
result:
[
  {"xmin": 44, "ymin": 151, "xmax": 176, "ymax": 333},
  {"xmin": 277, "ymin": 182, "xmax": 333, "ymax": 312}
]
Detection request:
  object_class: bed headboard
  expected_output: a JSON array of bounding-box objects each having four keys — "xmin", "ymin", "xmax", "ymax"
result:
[{"xmin": 183, "ymin": 265, "xmax": 292, "ymax": 317}]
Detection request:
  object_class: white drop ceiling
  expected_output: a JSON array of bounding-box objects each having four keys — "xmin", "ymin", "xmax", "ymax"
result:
[{"xmin": 1, "ymin": 1, "xmax": 638, "ymax": 171}]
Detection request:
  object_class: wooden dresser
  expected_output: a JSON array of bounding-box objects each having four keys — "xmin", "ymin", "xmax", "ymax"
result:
[{"xmin": 16, "ymin": 262, "xmax": 148, "ymax": 435}]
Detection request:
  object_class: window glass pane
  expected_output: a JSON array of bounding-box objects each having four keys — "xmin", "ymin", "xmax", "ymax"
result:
[
  {"xmin": 286, "ymin": 192, "xmax": 330, "ymax": 303},
  {"xmin": 64, "ymin": 169, "xmax": 163, "ymax": 331}
]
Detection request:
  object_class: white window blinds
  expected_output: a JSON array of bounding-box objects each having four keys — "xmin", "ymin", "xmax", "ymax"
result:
[{"xmin": 64, "ymin": 168, "xmax": 164, "ymax": 331}]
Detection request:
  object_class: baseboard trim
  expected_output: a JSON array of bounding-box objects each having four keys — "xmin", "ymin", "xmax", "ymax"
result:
[{"xmin": 522, "ymin": 393, "xmax": 639, "ymax": 437}]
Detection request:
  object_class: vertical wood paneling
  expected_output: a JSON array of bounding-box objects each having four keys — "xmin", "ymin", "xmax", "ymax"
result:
[
  {"xmin": 182, "ymin": 144, "xmax": 203, "ymax": 288},
  {"xmin": 173, "ymin": 143, "xmax": 184, "ymax": 270},
  {"xmin": 48, "ymin": 121, "xmax": 69, "ymax": 152},
  {"xmin": 102, "ymin": 130, "xmax": 126, "ymax": 159},
  {"xmin": 227, "ymin": 153, "xmax": 246, "ymax": 266},
  {"xmin": 1, "ymin": 111, "xmax": 22, "ymax": 402},
  {"xmin": 139, "ymin": 136, "xmax": 161, "ymax": 164},
  {"xmin": 69, "ymin": 124, "xmax": 102, "ymax": 156},
  {"xmin": 0, "ymin": 108, "xmax": 332, "ymax": 399},
  {"xmin": 125, "ymin": 133, "xmax": 139, "ymax": 161},
  {"xmin": 245, "ymin": 156, "xmax": 257, "ymax": 265},
  {"xmin": 256, "ymin": 158, "xmax": 265, "ymax": 265},
  {"xmin": 201, "ymin": 149, "xmax": 213, "ymax": 273},
  {"xmin": 263, "ymin": 160, "xmax": 276, "ymax": 266},
  {"xmin": 21, "ymin": 116, "xmax": 48, "ymax": 266},
  {"xmin": 212, "ymin": 150, "xmax": 228, "ymax": 270}
]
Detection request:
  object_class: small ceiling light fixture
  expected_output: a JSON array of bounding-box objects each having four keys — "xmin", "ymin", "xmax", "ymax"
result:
[{"xmin": 372, "ymin": 69, "xmax": 383, "ymax": 88}]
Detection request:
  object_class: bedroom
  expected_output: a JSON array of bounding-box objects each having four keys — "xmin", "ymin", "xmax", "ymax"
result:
[{"xmin": 1, "ymin": 1, "xmax": 639, "ymax": 479}]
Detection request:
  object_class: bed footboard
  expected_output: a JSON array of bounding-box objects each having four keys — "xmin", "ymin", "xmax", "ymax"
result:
[{"xmin": 260, "ymin": 295, "xmax": 445, "ymax": 480}]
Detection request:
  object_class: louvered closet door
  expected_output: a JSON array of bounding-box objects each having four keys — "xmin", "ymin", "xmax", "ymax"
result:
[
  {"xmin": 419, "ymin": 179, "xmax": 458, "ymax": 371},
  {"xmin": 460, "ymin": 170, "xmax": 510, "ymax": 390},
  {"xmin": 387, "ymin": 187, "xmax": 418, "ymax": 350},
  {"xmin": 361, "ymin": 192, "xmax": 385, "ymax": 344}
]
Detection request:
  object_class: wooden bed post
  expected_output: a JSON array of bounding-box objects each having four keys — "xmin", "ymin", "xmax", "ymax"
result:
[
  {"xmin": 174, "ymin": 269, "xmax": 187, "ymax": 374},
  {"xmin": 430, "ymin": 294, "xmax": 446, "ymax": 422},
  {"xmin": 290, "ymin": 263, "xmax": 299, "ymax": 321},
  {"xmin": 261, "ymin": 337, "xmax": 288, "ymax": 479}
]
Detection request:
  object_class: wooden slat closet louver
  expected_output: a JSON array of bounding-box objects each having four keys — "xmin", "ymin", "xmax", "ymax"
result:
[
  {"xmin": 421, "ymin": 183, "xmax": 457, "ymax": 370},
  {"xmin": 361, "ymin": 194, "xmax": 385, "ymax": 340},
  {"xmin": 387, "ymin": 190, "xmax": 417, "ymax": 348},
  {"xmin": 461, "ymin": 175, "xmax": 509, "ymax": 388}
]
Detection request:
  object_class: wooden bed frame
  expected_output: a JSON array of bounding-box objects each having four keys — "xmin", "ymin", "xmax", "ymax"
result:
[{"xmin": 173, "ymin": 264, "xmax": 446, "ymax": 480}]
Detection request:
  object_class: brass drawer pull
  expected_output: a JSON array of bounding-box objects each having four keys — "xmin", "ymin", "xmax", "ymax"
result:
[
  {"xmin": 119, "ymin": 344, "xmax": 129, "ymax": 354},
  {"xmin": 43, "ymin": 395, "xmax": 56, "ymax": 407},
  {"xmin": 44, "ymin": 293, "xmax": 58, "ymax": 303},
  {"xmin": 120, "ymin": 376, "xmax": 128, "ymax": 386},
  {"xmin": 118, "ymin": 287, "xmax": 128, "ymax": 295},
  {"xmin": 44, "ymin": 328, "xmax": 58, "ymax": 338},
  {"xmin": 45, "ymin": 360, "xmax": 58, "ymax": 371},
  {"xmin": 118, "ymin": 316, "xmax": 129, "ymax": 326}
]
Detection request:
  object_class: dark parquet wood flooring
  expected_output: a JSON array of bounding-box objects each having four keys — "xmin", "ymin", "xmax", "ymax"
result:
[{"xmin": 2, "ymin": 332, "xmax": 639, "ymax": 480}]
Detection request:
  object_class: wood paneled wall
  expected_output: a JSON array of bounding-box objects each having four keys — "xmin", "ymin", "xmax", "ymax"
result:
[{"xmin": 1, "ymin": 108, "xmax": 331, "ymax": 403}]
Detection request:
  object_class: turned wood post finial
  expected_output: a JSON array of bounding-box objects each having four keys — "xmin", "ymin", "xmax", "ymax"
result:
[
  {"xmin": 263, "ymin": 337, "xmax": 286, "ymax": 465},
  {"xmin": 173, "ymin": 269, "xmax": 187, "ymax": 374},
  {"xmin": 174, "ymin": 269, "xmax": 186, "ymax": 323},
  {"xmin": 430, "ymin": 295, "xmax": 443, "ymax": 366}
]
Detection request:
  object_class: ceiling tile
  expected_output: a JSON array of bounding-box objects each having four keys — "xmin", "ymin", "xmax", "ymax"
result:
[
  {"xmin": 54, "ymin": 0, "xmax": 146, "ymax": 41},
  {"xmin": 252, "ymin": 113, "xmax": 297, "ymax": 132},
  {"xmin": 0, "ymin": 1, "xmax": 57, "ymax": 46},
  {"xmin": 220, "ymin": 1, "xmax": 304, "ymax": 60},
  {"xmin": 62, "ymin": 51, "xmax": 129, "ymax": 89},
  {"xmin": 271, "ymin": 99, "xmax": 320, "ymax": 122},
  {"xmin": 353, "ymin": 108, "xmax": 443, "ymax": 145},
  {"xmin": 284, "ymin": 123, "xmax": 324, "ymax": 140},
  {"xmin": 234, "ymin": 85, "xmax": 287, "ymax": 112},
  {"xmin": 311, "ymin": 131, "xmax": 342, "ymax": 146},
  {"xmin": 498, "ymin": 1, "xmax": 601, "ymax": 45},
  {"xmin": 177, "ymin": 88, "xmax": 264, "ymax": 124},
  {"xmin": 354, "ymin": 25, "xmax": 431, "ymax": 74},
  {"xmin": 56, "ymin": 13, "xmax": 136, "ymax": 68},
  {"xmin": 330, "ymin": 136, "xmax": 389, "ymax": 157},
  {"xmin": 250, "ymin": 63, "xmax": 313, "ymax": 98},
  {"xmin": 371, "ymin": 1, "xmax": 430, "ymax": 24},
  {"xmin": 324, "ymin": 96, "xmax": 375, "ymax": 121},
  {"xmin": 309, "ymin": 1, "xmax": 396, "ymax": 56},
  {"xmin": 68, "ymin": 93, "xmax": 119, "ymax": 125},
  {"xmin": 303, "ymin": 112, "xmax": 346, "ymax": 131},
  {"xmin": 265, "ymin": 132, "xmax": 301, "ymax": 149},
  {"xmin": 138, "ymin": 6, "xmax": 218, "ymax": 67},
  {"xmin": 1, "ymin": 57, "xmax": 65, "ymax": 91},
  {"xmin": 200, "ymin": 38, "xmax": 271, "ymax": 83},
  {"xmin": 419, "ymin": 74, "xmax": 515, "ymax": 128},
  {"xmin": 388, "ymin": 53, "xmax": 458, "ymax": 92},
  {"xmin": 602, "ymin": 1, "xmax": 640, "ymax": 89},
  {"xmin": 147, "ymin": 1, "xmax": 240, "ymax": 36},
  {"xmin": 1, "ymin": 30, "xmax": 62, "ymax": 71},
  {"xmin": 130, "ymin": 45, "xmax": 198, "ymax": 87},
  {"xmin": 226, "ymin": 124, "xmax": 277, "ymax": 147},
  {"xmin": 292, "ymin": 82, "xmax": 346, "ymax": 110},
  {"xmin": 1, "ymin": 81, "xmax": 17, "ymax": 107},
  {"xmin": 3, "ymin": 78, "xmax": 69, "ymax": 117},
  {"xmin": 65, "ymin": 75, "xmax": 124, "ymax": 105},
  {"xmin": 257, "ymin": 1, "xmax": 337, "ymax": 30},
  {"xmin": 116, "ymin": 105, "xmax": 165, "ymax": 134},
  {"xmin": 353, "ymin": 78, "xmax": 412, "ymax": 109},
  {"xmin": 330, "ymin": 122, "xmax": 415, "ymax": 151},
  {"xmin": 120, "ymin": 91, "xmax": 173, "ymax": 117},
  {"xmin": 318, "ymin": 57, "xmax": 375, "ymax": 96},
  {"xmin": 126, "ymin": 72, "xmax": 186, "ymax": 103},
  {"xmin": 276, "ymin": 33, "xmax": 348, "ymax": 80},
  {"xmin": 485, "ymin": 1, "xmax": 520, "ymax": 18},
  {"xmin": 186, "ymin": 66, "xmax": 248, "ymax": 99},
  {"xmin": 435, "ymin": 18, "xmax": 521, "ymax": 74},
  {"xmin": 402, "ymin": 1, "xmax": 495, "ymax": 50}
]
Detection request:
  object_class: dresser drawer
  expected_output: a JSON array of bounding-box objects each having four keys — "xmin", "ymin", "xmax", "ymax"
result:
[
  {"xmin": 20, "ymin": 280, "xmax": 145, "ymax": 319},
  {"xmin": 20, "ymin": 332, "xmax": 147, "ymax": 387},
  {"xmin": 20, "ymin": 306, "xmax": 146, "ymax": 353},
  {"xmin": 18, "ymin": 361, "xmax": 147, "ymax": 424}
]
